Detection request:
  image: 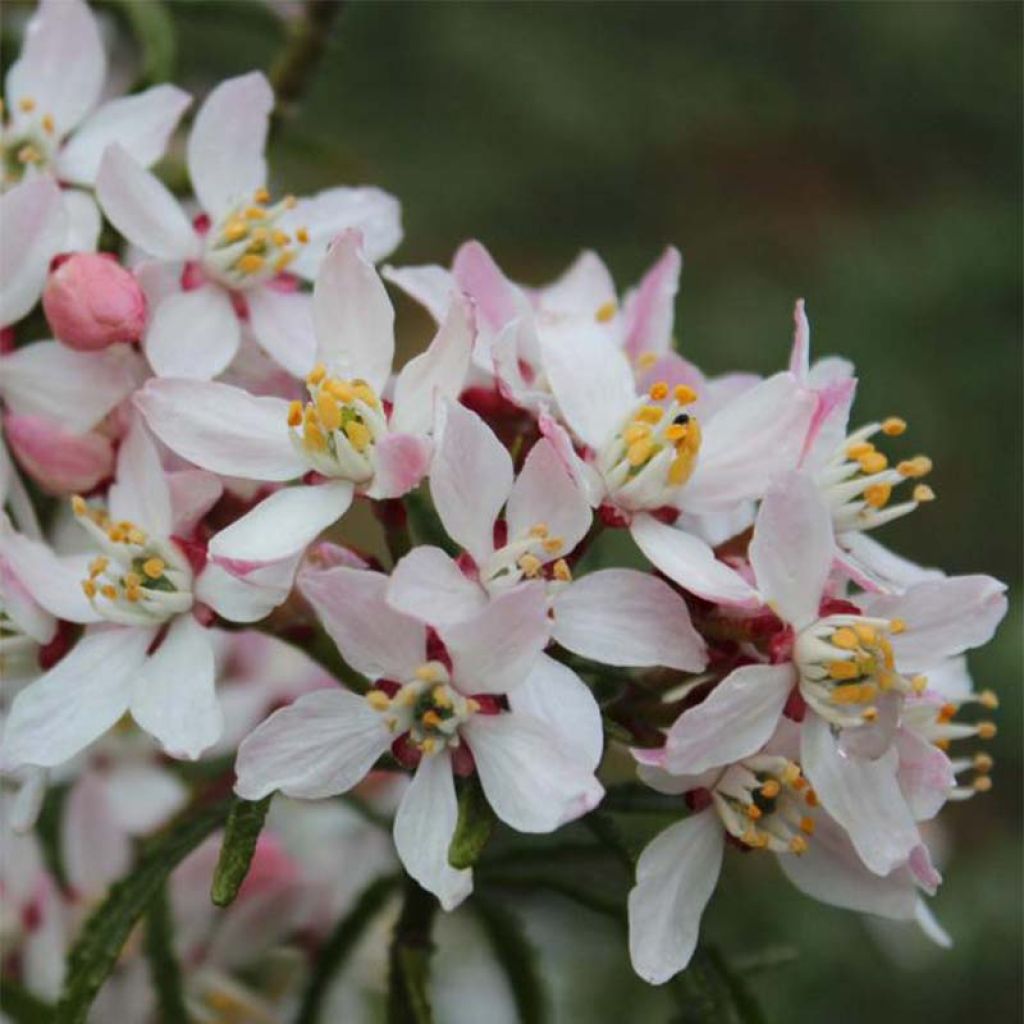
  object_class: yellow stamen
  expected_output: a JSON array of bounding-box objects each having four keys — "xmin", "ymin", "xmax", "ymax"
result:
[
  {"xmin": 432, "ymin": 685, "xmax": 452, "ymax": 707},
  {"xmin": 864, "ymin": 483, "xmax": 892, "ymax": 509},
  {"xmin": 316, "ymin": 391, "xmax": 342, "ymax": 431},
  {"xmin": 828, "ymin": 660, "xmax": 860, "ymax": 681},
  {"xmin": 889, "ymin": 618, "xmax": 906, "ymax": 634},
  {"xmin": 627, "ymin": 439, "xmax": 654, "ymax": 467},
  {"xmin": 595, "ymin": 301, "xmax": 617, "ymax": 323},
  {"xmin": 898, "ymin": 455, "xmax": 932, "ymax": 478},
  {"xmin": 911, "ymin": 674, "xmax": 928, "ymax": 694},
  {"xmin": 858, "ymin": 451, "xmax": 888, "ymax": 474},
  {"xmin": 307, "ymin": 363, "xmax": 327, "ymax": 386},
  {"xmin": 552, "ymin": 558, "xmax": 572, "ymax": 582},
  {"xmin": 623, "ymin": 423, "xmax": 651, "ymax": 444},
  {"xmin": 287, "ymin": 400, "xmax": 303, "ymax": 427},
  {"xmin": 635, "ymin": 352, "xmax": 658, "ymax": 371},
  {"xmin": 800, "ymin": 816, "xmax": 815, "ymax": 835},
  {"xmin": 673, "ymin": 384, "xmax": 698, "ymax": 405},
  {"xmin": 124, "ymin": 586, "xmax": 141, "ymax": 603},
  {"xmin": 72, "ymin": 495, "xmax": 87, "ymax": 516},
  {"xmin": 973, "ymin": 752, "xmax": 993, "ymax": 773},
  {"xmin": 272, "ymin": 229, "xmax": 291, "ymax": 247},
  {"xmin": 648, "ymin": 381, "xmax": 669, "ymax": 401},
  {"xmin": 528, "ymin": 523, "xmax": 549, "ymax": 538},
  {"xmin": 237, "ymin": 253, "xmax": 265, "ymax": 275},
  {"xmin": 831, "ymin": 627, "xmax": 859, "ymax": 650},
  {"xmin": 745, "ymin": 804, "xmax": 763, "ymax": 820},
  {"xmin": 296, "ymin": 226, "xmax": 310, "ymax": 244},
  {"xmin": 664, "ymin": 423, "xmax": 687, "ymax": 442},
  {"xmin": 343, "ymin": 420, "xmax": 371, "ymax": 451},
  {"xmin": 41, "ymin": 113, "xmax": 54, "ymax": 135},
  {"xmin": 303, "ymin": 422, "xmax": 326, "ymax": 451},
  {"xmin": 253, "ymin": 187, "xmax": 271, "ymax": 204},
  {"xmin": 862, "ymin": 706, "xmax": 878, "ymax": 722},
  {"xmin": 635, "ymin": 405, "xmax": 664, "ymax": 425},
  {"xmin": 978, "ymin": 689, "xmax": 999, "ymax": 710},
  {"xmin": 853, "ymin": 624, "xmax": 877, "ymax": 644},
  {"xmin": 222, "ymin": 219, "xmax": 248, "ymax": 242},
  {"xmin": 366, "ymin": 690, "xmax": 391, "ymax": 710},
  {"xmin": 274, "ymin": 251, "xmax": 297, "ymax": 272},
  {"xmin": 542, "ymin": 537, "xmax": 564, "ymax": 554},
  {"xmin": 973, "ymin": 775, "xmax": 993, "ymax": 793},
  {"xmin": 421, "ymin": 710, "xmax": 442, "ymax": 729},
  {"xmin": 913, "ymin": 483, "xmax": 935, "ymax": 502},
  {"xmin": 668, "ymin": 452, "xmax": 693, "ymax": 486},
  {"xmin": 420, "ymin": 737, "xmax": 437, "ymax": 755},
  {"xmin": 244, "ymin": 206, "xmax": 267, "ymax": 220},
  {"xmin": 781, "ymin": 763, "xmax": 802, "ymax": 785},
  {"xmin": 100, "ymin": 584, "xmax": 117, "ymax": 600},
  {"xmin": 976, "ymin": 722, "xmax": 997, "ymax": 740},
  {"xmin": 123, "ymin": 572, "xmax": 142, "ymax": 589},
  {"xmin": 81, "ymin": 580, "xmax": 97, "ymax": 598},
  {"xmin": 352, "ymin": 382, "xmax": 379, "ymax": 408},
  {"xmin": 789, "ymin": 836, "xmax": 809, "ymax": 855},
  {"xmin": 759, "ymin": 779, "xmax": 780, "ymax": 799},
  {"xmin": 882, "ymin": 416, "xmax": 907, "ymax": 436},
  {"xmin": 846, "ymin": 441, "xmax": 874, "ymax": 459},
  {"xmin": 88, "ymin": 556, "xmax": 108, "ymax": 578},
  {"xmin": 466, "ymin": 698, "xmax": 481, "ymax": 714},
  {"xmin": 832, "ymin": 683, "xmax": 867, "ymax": 705},
  {"xmin": 804, "ymin": 789, "xmax": 819, "ymax": 807},
  {"xmin": 18, "ymin": 97, "xmax": 35, "ymax": 113},
  {"xmin": 518, "ymin": 553, "xmax": 542, "ymax": 577},
  {"xmin": 415, "ymin": 664, "xmax": 440, "ymax": 682},
  {"xmin": 128, "ymin": 528, "xmax": 146, "ymax": 546}
]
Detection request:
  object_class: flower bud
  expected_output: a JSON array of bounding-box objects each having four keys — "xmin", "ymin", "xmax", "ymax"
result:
[{"xmin": 42, "ymin": 253, "xmax": 146, "ymax": 351}]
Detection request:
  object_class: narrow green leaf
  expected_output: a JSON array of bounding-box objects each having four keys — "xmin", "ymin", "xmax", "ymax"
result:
[
  {"xmin": 473, "ymin": 895, "xmax": 548, "ymax": 1024},
  {"xmin": 0, "ymin": 980, "xmax": 53, "ymax": 1024},
  {"xmin": 143, "ymin": 881, "xmax": 189, "ymax": 1023},
  {"xmin": 103, "ymin": 0, "xmax": 176, "ymax": 85},
  {"xmin": 447, "ymin": 775, "xmax": 497, "ymax": 870},
  {"xmin": 670, "ymin": 946, "xmax": 769, "ymax": 1024},
  {"xmin": 210, "ymin": 795, "xmax": 272, "ymax": 907},
  {"xmin": 387, "ymin": 876, "xmax": 438, "ymax": 1024},
  {"xmin": 404, "ymin": 489, "xmax": 459, "ymax": 557},
  {"xmin": 55, "ymin": 797, "xmax": 231, "ymax": 1024}
]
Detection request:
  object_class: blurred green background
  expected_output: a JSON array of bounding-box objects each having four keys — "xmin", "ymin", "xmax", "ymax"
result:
[{"xmin": 7, "ymin": 1, "xmax": 1021, "ymax": 1020}]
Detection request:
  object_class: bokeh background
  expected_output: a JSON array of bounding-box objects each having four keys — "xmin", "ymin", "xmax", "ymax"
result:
[{"xmin": 6, "ymin": 2, "xmax": 1021, "ymax": 1021}]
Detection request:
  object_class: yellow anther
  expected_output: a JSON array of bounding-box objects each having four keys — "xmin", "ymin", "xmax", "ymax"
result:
[
  {"xmin": 466, "ymin": 698, "xmax": 481, "ymax": 714},
  {"xmin": 635, "ymin": 405, "xmax": 664, "ymax": 425},
  {"xmin": 862, "ymin": 706, "xmax": 878, "ymax": 722},
  {"xmin": 81, "ymin": 579, "xmax": 97, "ymax": 598},
  {"xmin": 352, "ymin": 382, "xmax": 380, "ymax": 408},
  {"xmin": 913, "ymin": 483, "xmax": 935, "ymax": 502},
  {"xmin": 864, "ymin": 483, "xmax": 892, "ymax": 509},
  {"xmin": 249, "ymin": 227, "xmax": 269, "ymax": 245},
  {"xmin": 595, "ymin": 300, "xmax": 617, "ymax": 323},
  {"xmin": 552, "ymin": 558, "xmax": 572, "ymax": 582},
  {"xmin": 853, "ymin": 624, "xmax": 877, "ymax": 644},
  {"xmin": 421, "ymin": 710, "xmax": 442, "ymax": 729},
  {"xmin": 831, "ymin": 627, "xmax": 859, "ymax": 650},
  {"xmin": 128, "ymin": 528, "xmax": 146, "ymax": 546},
  {"xmin": 303, "ymin": 422, "xmax": 326, "ymax": 451},
  {"xmin": 432, "ymin": 685, "xmax": 452, "ymax": 707},
  {"xmin": 898, "ymin": 455, "xmax": 932, "ymax": 478},
  {"xmin": 673, "ymin": 384, "xmax": 698, "ymax": 405},
  {"xmin": 415, "ymin": 664, "xmax": 440, "ymax": 682},
  {"xmin": 745, "ymin": 804, "xmax": 763, "ymax": 820},
  {"xmin": 664, "ymin": 423, "xmax": 687, "ymax": 442},
  {"xmin": 253, "ymin": 187, "xmax": 271, "ymax": 204},
  {"xmin": 244, "ymin": 206, "xmax": 267, "ymax": 220},
  {"xmin": 740, "ymin": 828, "xmax": 764, "ymax": 848},
  {"xmin": 320, "ymin": 379, "xmax": 351, "ymax": 403},
  {"xmin": 804, "ymin": 788, "xmax": 819, "ymax": 807},
  {"xmin": 828, "ymin": 659, "xmax": 860, "ymax": 681},
  {"xmin": 911, "ymin": 674, "xmax": 928, "ymax": 694},
  {"xmin": 781, "ymin": 762, "xmax": 802, "ymax": 785},
  {"xmin": 88, "ymin": 556, "xmax": 108, "ymax": 578},
  {"xmin": 623, "ymin": 423, "xmax": 651, "ymax": 444},
  {"xmin": 222, "ymin": 219, "xmax": 248, "ymax": 242},
  {"xmin": 365, "ymin": 689, "xmax": 391, "ymax": 710},
  {"xmin": 832, "ymin": 683, "xmax": 867, "ymax": 705},
  {"xmin": 100, "ymin": 584, "xmax": 117, "ymax": 600},
  {"xmin": 627, "ymin": 438, "xmax": 654, "ymax": 467},
  {"xmin": 973, "ymin": 752, "xmax": 994, "ymax": 773},
  {"xmin": 343, "ymin": 420, "xmax": 371, "ymax": 451},
  {"xmin": 17, "ymin": 144, "xmax": 42, "ymax": 165},
  {"xmin": 272, "ymin": 229, "xmax": 291, "ymax": 247},
  {"xmin": 800, "ymin": 816, "xmax": 815, "ymax": 835},
  {"xmin": 528, "ymin": 523, "xmax": 550, "ymax": 538},
  {"xmin": 316, "ymin": 391, "xmax": 342, "ymax": 431},
  {"xmin": 72, "ymin": 495, "xmax": 87, "ymax": 516},
  {"xmin": 978, "ymin": 689, "xmax": 999, "ymax": 710},
  {"xmin": 237, "ymin": 253, "xmax": 265, "ymax": 275},
  {"xmin": 759, "ymin": 779, "xmax": 780, "ymax": 799},
  {"xmin": 635, "ymin": 352, "xmax": 658, "ymax": 371},
  {"xmin": 973, "ymin": 775, "xmax": 993, "ymax": 793},
  {"xmin": 283, "ymin": 195, "xmax": 297, "ymax": 209},
  {"xmin": 789, "ymin": 835, "xmax": 809, "ymax": 855},
  {"xmin": 976, "ymin": 721, "xmax": 997, "ymax": 740},
  {"xmin": 124, "ymin": 586, "xmax": 141, "ymax": 603},
  {"xmin": 648, "ymin": 381, "xmax": 669, "ymax": 401},
  {"xmin": 296, "ymin": 226, "xmax": 310, "ymax": 244},
  {"xmin": 41, "ymin": 113, "xmax": 54, "ymax": 135},
  {"xmin": 889, "ymin": 618, "xmax": 906, "ymax": 634},
  {"xmin": 123, "ymin": 572, "xmax": 142, "ymax": 589},
  {"xmin": 420, "ymin": 737, "xmax": 437, "ymax": 755},
  {"xmin": 668, "ymin": 452, "xmax": 695, "ymax": 486},
  {"xmin": 307, "ymin": 363, "xmax": 327, "ymax": 385},
  {"xmin": 518, "ymin": 553, "xmax": 542, "ymax": 577},
  {"xmin": 142, "ymin": 558, "xmax": 166, "ymax": 580},
  {"xmin": 18, "ymin": 97, "xmax": 36, "ymax": 112},
  {"xmin": 274, "ymin": 251, "xmax": 297, "ymax": 272},
  {"xmin": 542, "ymin": 537, "xmax": 564, "ymax": 554},
  {"xmin": 846, "ymin": 441, "xmax": 874, "ymax": 459},
  {"xmin": 858, "ymin": 451, "xmax": 888, "ymax": 474},
  {"xmin": 287, "ymin": 400, "xmax": 303, "ymax": 427},
  {"xmin": 882, "ymin": 416, "xmax": 907, "ymax": 436}
]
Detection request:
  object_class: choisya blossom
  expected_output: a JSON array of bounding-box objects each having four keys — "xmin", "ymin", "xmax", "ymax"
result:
[
  {"xmin": 96, "ymin": 71, "xmax": 401, "ymax": 380},
  {"xmin": 135, "ymin": 230, "xmax": 474, "ymax": 571},
  {"xmin": 0, "ymin": 0, "xmax": 190, "ymax": 323},
  {"xmin": 235, "ymin": 563, "xmax": 604, "ymax": 910}
]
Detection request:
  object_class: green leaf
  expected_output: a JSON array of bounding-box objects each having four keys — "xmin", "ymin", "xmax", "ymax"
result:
[
  {"xmin": 447, "ymin": 775, "xmax": 497, "ymax": 870},
  {"xmin": 296, "ymin": 874, "xmax": 400, "ymax": 1024},
  {"xmin": 55, "ymin": 797, "xmax": 231, "ymax": 1024},
  {"xmin": 404, "ymin": 488, "xmax": 459, "ymax": 557},
  {"xmin": 387, "ymin": 876, "xmax": 438, "ymax": 1024},
  {"xmin": 210, "ymin": 795, "xmax": 272, "ymax": 907},
  {"xmin": 102, "ymin": 0, "xmax": 176, "ymax": 85},
  {"xmin": 143, "ymin": 880, "xmax": 189, "ymax": 1023},
  {"xmin": 0, "ymin": 980, "xmax": 53, "ymax": 1024},
  {"xmin": 670, "ymin": 946, "xmax": 769, "ymax": 1024},
  {"xmin": 473, "ymin": 895, "xmax": 548, "ymax": 1024}
]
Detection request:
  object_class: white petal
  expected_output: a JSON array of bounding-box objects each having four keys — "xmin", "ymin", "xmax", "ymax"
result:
[
  {"xmin": 167, "ymin": 469, "xmax": 223, "ymax": 536},
  {"xmin": 365, "ymin": 432, "xmax": 431, "ymax": 500},
  {"xmin": 131, "ymin": 616, "xmax": 222, "ymax": 760},
  {"xmin": 664, "ymin": 663, "xmax": 795, "ymax": 774},
  {"xmin": 630, "ymin": 514, "xmax": 760, "ymax": 607},
  {"xmin": 749, "ymin": 472, "xmax": 833, "ymax": 629},
  {"xmin": 209, "ymin": 481, "xmax": 353, "ymax": 563},
  {"xmin": 2, "ymin": 627, "xmax": 152, "ymax": 768},
  {"xmin": 135, "ymin": 378, "xmax": 306, "ymax": 481},
  {"xmin": 96, "ymin": 144, "xmax": 198, "ymax": 260},
  {"xmin": 0, "ymin": 557, "xmax": 55, "ymax": 643},
  {"xmin": 0, "ymin": 178, "xmax": 67, "ymax": 326},
  {"xmin": 507, "ymin": 652, "xmax": 603, "ymax": 769},
  {"xmin": 382, "ymin": 263, "xmax": 453, "ymax": 323},
  {"xmin": 894, "ymin": 728, "xmax": 954, "ymax": 822},
  {"xmin": 57, "ymin": 85, "xmax": 191, "ymax": 186},
  {"xmin": 247, "ymin": 287, "xmax": 317, "ymax": 378},
  {"xmin": 801, "ymin": 714, "xmax": 919, "ymax": 877},
  {"xmin": 540, "ymin": 249, "xmax": 617, "ymax": 319},
  {"xmin": 429, "ymin": 399, "xmax": 512, "ymax": 565},
  {"xmin": 440, "ymin": 582, "xmax": 549, "ymax": 695},
  {"xmin": 195, "ymin": 555, "xmax": 299, "ymax": 624},
  {"xmin": 62, "ymin": 772, "xmax": 131, "ymax": 897},
  {"xmin": 390, "ymin": 295, "xmax": 474, "ymax": 437},
  {"xmin": 62, "ymin": 188, "xmax": 101, "ymax": 251},
  {"xmin": 5, "ymin": 0, "xmax": 105, "ymax": 135},
  {"xmin": 552, "ymin": 568, "xmax": 707, "ymax": 672},
  {"xmin": 837, "ymin": 531, "xmax": 943, "ymax": 593},
  {"xmin": 187, "ymin": 72, "xmax": 272, "ymax": 217},
  {"xmin": 103, "ymin": 763, "xmax": 188, "ymax": 834},
  {"xmin": 107, "ymin": 416, "xmax": 173, "ymax": 538},
  {"xmin": 387, "ymin": 546, "xmax": 487, "ymax": 626},
  {"xmin": 234, "ymin": 688, "xmax": 391, "ymax": 800},
  {"xmin": 298, "ymin": 565, "xmax": 426, "ymax": 682},
  {"xmin": 0, "ymin": 528, "xmax": 98, "ymax": 623},
  {"xmin": 621, "ymin": 247, "xmax": 681, "ymax": 361},
  {"xmin": 393, "ymin": 751, "xmax": 473, "ymax": 911},
  {"xmin": 313, "ymin": 230, "xmax": 395, "ymax": 393},
  {"xmin": 627, "ymin": 810, "xmax": 725, "ymax": 984},
  {"xmin": 464, "ymin": 711, "xmax": 603, "ymax": 832},
  {"xmin": 144, "ymin": 285, "xmax": 240, "ymax": 380}
]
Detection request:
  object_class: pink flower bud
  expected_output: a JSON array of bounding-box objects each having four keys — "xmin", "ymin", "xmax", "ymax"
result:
[{"xmin": 42, "ymin": 253, "xmax": 146, "ymax": 351}]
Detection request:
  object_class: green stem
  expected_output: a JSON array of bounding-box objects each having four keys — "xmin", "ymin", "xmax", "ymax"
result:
[
  {"xmin": 270, "ymin": 0, "xmax": 345, "ymax": 128},
  {"xmin": 144, "ymin": 880, "xmax": 189, "ymax": 1023},
  {"xmin": 387, "ymin": 874, "xmax": 438, "ymax": 1024}
]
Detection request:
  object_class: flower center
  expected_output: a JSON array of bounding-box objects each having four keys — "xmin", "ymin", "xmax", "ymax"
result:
[
  {"xmin": 711, "ymin": 756, "xmax": 816, "ymax": 854},
  {"xmin": 1, "ymin": 97, "xmax": 57, "ymax": 190},
  {"xmin": 286, "ymin": 364, "xmax": 386, "ymax": 482},
  {"xmin": 71, "ymin": 496, "xmax": 193, "ymax": 626},
  {"xmin": 202, "ymin": 189, "xmax": 307, "ymax": 289},
  {"xmin": 365, "ymin": 662, "xmax": 477, "ymax": 756},
  {"xmin": 597, "ymin": 381, "xmax": 701, "ymax": 510},
  {"xmin": 479, "ymin": 521, "xmax": 572, "ymax": 593}
]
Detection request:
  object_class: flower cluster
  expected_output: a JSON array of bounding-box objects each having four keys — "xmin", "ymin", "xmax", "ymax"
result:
[{"xmin": 0, "ymin": 0, "xmax": 1009, "ymax": 1013}]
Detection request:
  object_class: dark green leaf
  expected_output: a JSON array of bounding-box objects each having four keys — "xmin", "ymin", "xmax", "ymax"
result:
[
  {"xmin": 55, "ymin": 797, "xmax": 231, "ymax": 1024},
  {"xmin": 388, "ymin": 876, "xmax": 438, "ymax": 1024},
  {"xmin": 103, "ymin": 0, "xmax": 176, "ymax": 85},
  {"xmin": 0, "ymin": 980, "xmax": 53, "ymax": 1024},
  {"xmin": 143, "ymin": 881, "xmax": 188, "ymax": 1023},
  {"xmin": 670, "ymin": 946, "xmax": 769, "ymax": 1024},
  {"xmin": 211, "ymin": 795, "xmax": 272, "ymax": 907},
  {"xmin": 448, "ymin": 775, "xmax": 497, "ymax": 870}
]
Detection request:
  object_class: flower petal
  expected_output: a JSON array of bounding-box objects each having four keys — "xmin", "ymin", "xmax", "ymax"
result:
[
  {"xmin": 234, "ymin": 688, "xmax": 391, "ymax": 800},
  {"xmin": 393, "ymin": 751, "xmax": 473, "ymax": 911},
  {"xmin": 246, "ymin": 287, "xmax": 317, "ymax": 378},
  {"xmin": 539, "ymin": 249, "xmax": 617, "ymax": 320},
  {"xmin": 451, "ymin": 240, "xmax": 523, "ymax": 333},
  {"xmin": 387, "ymin": 546, "xmax": 487, "ymax": 627},
  {"xmin": 894, "ymin": 728, "xmax": 954, "ymax": 822},
  {"xmin": 107, "ymin": 416, "xmax": 173, "ymax": 538},
  {"xmin": 364, "ymin": 432, "xmax": 431, "ymax": 500},
  {"xmin": 627, "ymin": 810, "xmax": 725, "ymax": 984},
  {"xmin": 382, "ymin": 263, "xmax": 454, "ymax": 323},
  {"xmin": 622, "ymin": 246, "xmax": 681, "ymax": 361},
  {"xmin": 4, "ymin": 414, "xmax": 113, "ymax": 496},
  {"xmin": 62, "ymin": 772, "xmax": 131, "ymax": 897},
  {"xmin": 145, "ymin": 285, "xmax": 240, "ymax": 380},
  {"xmin": 62, "ymin": 189, "xmax": 102, "ymax": 251},
  {"xmin": 102, "ymin": 763, "xmax": 188, "ymax": 834},
  {"xmin": 167, "ymin": 469, "xmax": 223, "ymax": 537},
  {"xmin": 0, "ymin": 526, "xmax": 98, "ymax": 623},
  {"xmin": 195, "ymin": 555, "xmax": 301, "ymax": 625}
]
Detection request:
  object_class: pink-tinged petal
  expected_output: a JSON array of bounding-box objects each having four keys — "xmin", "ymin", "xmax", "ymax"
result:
[
  {"xmin": 429, "ymin": 399, "xmax": 512, "ymax": 564},
  {"xmin": 382, "ymin": 264, "xmax": 454, "ymax": 324},
  {"xmin": 394, "ymin": 751, "xmax": 472, "ymax": 911},
  {"xmin": 552, "ymin": 568, "xmax": 706, "ymax": 672},
  {"xmin": 0, "ymin": 179, "xmax": 67, "ymax": 326},
  {"xmin": 777, "ymin": 811, "xmax": 920, "ymax": 921},
  {"xmin": 630, "ymin": 514, "xmax": 760, "ymax": 607},
  {"xmin": 506, "ymin": 438, "xmax": 591, "ymax": 560},
  {"xmin": 836, "ymin": 532, "xmax": 943, "ymax": 594},
  {"xmin": 801, "ymin": 714, "xmax": 919, "ymax": 877},
  {"xmin": 186, "ymin": 71, "xmax": 272, "ymax": 217},
  {"xmin": 62, "ymin": 188, "xmax": 101, "ymax": 251},
  {"xmin": 807, "ymin": 355, "xmax": 856, "ymax": 390},
  {"xmin": 196, "ymin": 553, "xmax": 301, "ymax": 624},
  {"xmin": 57, "ymin": 85, "xmax": 192, "ymax": 187},
  {"xmin": 749, "ymin": 472, "xmax": 833, "ymax": 629},
  {"xmin": 387, "ymin": 546, "xmax": 487, "ymax": 627},
  {"xmin": 130, "ymin": 615, "xmax": 222, "ymax": 760},
  {"xmin": 915, "ymin": 899, "xmax": 953, "ymax": 948},
  {"xmin": 627, "ymin": 810, "xmax": 724, "ymax": 984},
  {"xmin": 2, "ymin": 626, "xmax": 153, "ymax": 768},
  {"xmin": 440, "ymin": 582, "xmax": 549, "ymax": 695},
  {"xmin": 622, "ymin": 246, "xmax": 681, "ymax": 361},
  {"xmin": 491, "ymin": 317, "xmax": 548, "ymax": 410},
  {"xmin": 0, "ymin": 526, "xmax": 98, "ymax": 623},
  {"xmin": 107, "ymin": 416, "xmax": 173, "ymax": 538},
  {"xmin": 209, "ymin": 481, "xmax": 353, "ymax": 563},
  {"xmin": 281, "ymin": 186, "xmax": 403, "ymax": 278},
  {"xmin": 96, "ymin": 145, "xmax": 198, "ymax": 260},
  {"xmin": 247, "ymin": 287, "xmax": 317, "ymax": 378},
  {"xmin": 788, "ymin": 298, "xmax": 810, "ymax": 380},
  {"xmin": 634, "ymin": 352, "xmax": 706, "ymax": 411},
  {"xmin": 862, "ymin": 575, "xmax": 1008, "ymax": 673},
  {"xmin": 312, "ymin": 230, "xmax": 395, "ymax": 393},
  {"xmin": 451, "ymin": 240, "xmax": 523, "ymax": 333},
  {"xmin": 135, "ymin": 378, "xmax": 305, "ymax": 481},
  {"xmin": 0, "ymin": 438, "xmax": 42, "ymax": 538},
  {"xmin": 464, "ymin": 711, "xmax": 603, "ymax": 832},
  {"xmin": 537, "ymin": 413, "xmax": 605, "ymax": 506},
  {"xmin": 299, "ymin": 565, "xmax": 426, "ymax": 682},
  {"xmin": 4, "ymin": 0, "xmax": 105, "ymax": 136},
  {"xmin": 920, "ymin": 655, "xmax": 972, "ymax": 701},
  {"xmin": 664, "ymin": 664, "xmax": 795, "ymax": 774},
  {"xmin": 390, "ymin": 294, "xmax": 474, "ymax": 437},
  {"xmin": 102, "ymin": 764, "xmax": 188, "ymax": 834},
  {"xmin": 365, "ymin": 432, "xmax": 431, "ymax": 500},
  {"xmin": 539, "ymin": 249, "xmax": 617, "ymax": 318},
  {"xmin": 540, "ymin": 323, "xmax": 636, "ymax": 450},
  {"xmin": 801, "ymin": 376, "xmax": 857, "ymax": 472},
  {"xmin": 683, "ymin": 372, "xmax": 817, "ymax": 512},
  {"xmin": 234, "ymin": 688, "xmax": 391, "ymax": 800},
  {"xmin": 895, "ymin": 729, "xmax": 954, "ymax": 822},
  {"xmin": 0, "ymin": 556, "xmax": 55, "ymax": 644},
  {"xmin": 4, "ymin": 414, "xmax": 113, "ymax": 496},
  {"xmin": 167, "ymin": 469, "xmax": 223, "ymax": 536},
  {"xmin": 507, "ymin": 652, "xmax": 603, "ymax": 769},
  {"xmin": 907, "ymin": 844, "xmax": 942, "ymax": 895},
  {"xmin": 636, "ymin": 762, "xmax": 723, "ymax": 795},
  {"xmin": 144, "ymin": 285, "xmax": 240, "ymax": 380},
  {"xmin": 0, "ymin": 340, "xmax": 141, "ymax": 433},
  {"xmin": 63, "ymin": 772, "xmax": 131, "ymax": 897}
]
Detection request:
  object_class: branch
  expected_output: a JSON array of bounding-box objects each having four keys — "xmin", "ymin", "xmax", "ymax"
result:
[{"xmin": 270, "ymin": 0, "xmax": 345, "ymax": 128}]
